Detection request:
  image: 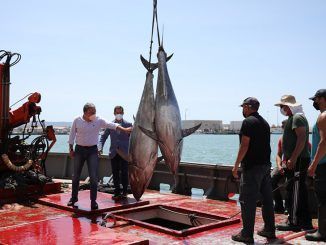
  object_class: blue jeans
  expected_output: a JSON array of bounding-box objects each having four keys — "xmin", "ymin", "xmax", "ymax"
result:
[
  {"xmin": 239, "ymin": 164, "xmax": 275, "ymax": 237},
  {"xmin": 71, "ymin": 145, "xmax": 99, "ymax": 202}
]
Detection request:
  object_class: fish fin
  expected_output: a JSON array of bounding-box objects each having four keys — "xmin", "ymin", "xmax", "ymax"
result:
[
  {"xmin": 157, "ymin": 47, "xmax": 174, "ymax": 62},
  {"xmin": 140, "ymin": 54, "xmax": 173, "ymax": 72},
  {"xmin": 116, "ymin": 148, "xmax": 130, "ymax": 162},
  {"xmin": 182, "ymin": 123, "xmax": 202, "ymax": 138},
  {"xmin": 138, "ymin": 126, "xmax": 160, "ymax": 142},
  {"xmin": 140, "ymin": 55, "xmax": 158, "ymax": 71},
  {"xmin": 166, "ymin": 53, "xmax": 173, "ymax": 62}
]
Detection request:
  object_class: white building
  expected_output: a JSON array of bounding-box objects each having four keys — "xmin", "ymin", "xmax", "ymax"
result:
[
  {"xmin": 182, "ymin": 120, "xmax": 223, "ymax": 133},
  {"xmin": 229, "ymin": 121, "xmax": 243, "ymax": 131}
]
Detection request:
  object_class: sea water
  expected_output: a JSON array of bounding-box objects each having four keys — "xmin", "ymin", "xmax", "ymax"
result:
[{"xmin": 25, "ymin": 133, "xmax": 303, "ymax": 166}]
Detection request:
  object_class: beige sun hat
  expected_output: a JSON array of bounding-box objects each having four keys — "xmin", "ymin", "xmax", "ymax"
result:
[{"xmin": 274, "ymin": 95, "xmax": 301, "ymax": 107}]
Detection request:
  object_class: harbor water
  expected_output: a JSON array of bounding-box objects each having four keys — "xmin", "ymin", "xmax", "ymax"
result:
[{"xmin": 26, "ymin": 134, "xmax": 312, "ymax": 166}]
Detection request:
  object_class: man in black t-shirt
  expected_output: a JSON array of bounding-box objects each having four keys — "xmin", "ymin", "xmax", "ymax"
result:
[{"xmin": 232, "ymin": 97, "xmax": 275, "ymax": 244}]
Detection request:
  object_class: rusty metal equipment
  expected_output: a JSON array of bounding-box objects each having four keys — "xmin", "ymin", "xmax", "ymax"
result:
[{"xmin": 0, "ymin": 50, "xmax": 56, "ymax": 175}]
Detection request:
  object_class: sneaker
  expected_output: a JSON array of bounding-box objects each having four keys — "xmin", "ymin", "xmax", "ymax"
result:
[
  {"xmin": 305, "ymin": 230, "xmax": 326, "ymax": 241},
  {"xmin": 67, "ymin": 198, "xmax": 78, "ymax": 206},
  {"xmin": 121, "ymin": 192, "xmax": 128, "ymax": 199},
  {"xmin": 257, "ymin": 229, "xmax": 276, "ymax": 239},
  {"xmin": 276, "ymin": 223, "xmax": 301, "ymax": 232},
  {"xmin": 91, "ymin": 201, "xmax": 98, "ymax": 210},
  {"xmin": 231, "ymin": 231, "xmax": 254, "ymax": 244}
]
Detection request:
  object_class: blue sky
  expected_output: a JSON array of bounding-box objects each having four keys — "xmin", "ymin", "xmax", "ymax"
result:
[{"xmin": 1, "ymin": 1, "xmax": 325, "ymax": 126}]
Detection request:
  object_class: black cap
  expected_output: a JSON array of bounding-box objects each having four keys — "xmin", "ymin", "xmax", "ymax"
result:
[
  {"xmin": 240, "ymin": 97, "xmax": 260, "ymax": 109},
  {"xmin": 309, "ymin": 89, "xmax": 326, "ymax": 100}
]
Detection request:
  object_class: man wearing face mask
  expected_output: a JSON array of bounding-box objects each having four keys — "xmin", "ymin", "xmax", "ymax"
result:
[
  {"xmin": 99, "ymin": 106, "xmax": 132, "ymax": 200},
  {"xmin": 306, "ymin": 89, "xmax": 326, "ymax": 241},
  {"xmin": 232, "ymin": 97, "xmax": 275, "ymax": 243},
  {"xmin": 274, "ymin": 95, "xmax": 313, "ymax": 231},
  {"xmin": 67, "ymin": 103, "xmax": 132, "ymax": 210}
]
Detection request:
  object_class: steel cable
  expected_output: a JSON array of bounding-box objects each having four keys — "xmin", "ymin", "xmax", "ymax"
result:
[
  {"xmin": 10, "ymin": 93, "xmax": 33, "ymax": 108},
  {"xmin": 148, "ymin": 0, "xmax": 157, "ymax": 70}
]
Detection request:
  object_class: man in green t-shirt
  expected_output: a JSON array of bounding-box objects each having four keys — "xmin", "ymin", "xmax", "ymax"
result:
[{"xmin": 274, "ymin": 95, "xmax": 313, "ymax": 231}]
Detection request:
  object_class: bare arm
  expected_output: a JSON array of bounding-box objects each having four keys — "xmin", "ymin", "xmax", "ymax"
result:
[
  {"xmin": 276, "ymin": 138, "xmax": 284, "ymax": 173},
  {"xmin": 308, "ymin": 113, "xmax": 326, "ymax": 176},
  {"xmin": 287, "ymin": 126, "xmax": 306, "ymax": 169},
  {"xmin": 276, "ymin": 153, "xmax": 282, "ymax": 168},
  {"xmin": 232, "ymin": 135, "xmax": 250, "ymax": 178}
]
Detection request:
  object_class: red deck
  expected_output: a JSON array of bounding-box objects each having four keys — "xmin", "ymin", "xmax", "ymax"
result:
[
  {"xmin": 0, "ymin": 216, "xmax": 148, "ymax": 245},
  {"xmin": 0, "ymin": 188, "xmax": 320, "ymax": 244},
  {"xmin": 37, "ymin": 190, "xmax": 149, "ymax": 215}
]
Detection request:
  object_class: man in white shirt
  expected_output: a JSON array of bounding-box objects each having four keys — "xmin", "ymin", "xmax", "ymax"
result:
[{"xmin": 67, "ymin": 103, "xmax": 132, "ymax": 210}]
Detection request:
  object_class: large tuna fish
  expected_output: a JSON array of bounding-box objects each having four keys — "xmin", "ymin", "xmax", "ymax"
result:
[
  {"xmin": 117, "ymin": 54, "xmax": 170, "ymax": 201},
  {"xmin": 140, "ymin": 46, "xmax": 201, "ymax": 189}
]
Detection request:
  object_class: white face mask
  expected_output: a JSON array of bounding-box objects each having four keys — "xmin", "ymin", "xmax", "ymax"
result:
[
  {"xmin": 115, "ymin": 114, "xmax": 123, "ymax": 120},
  {"xmin": 89, "ymin": 114, "xmax": 96, "ymax": 121},
  {"xmin": 280, "ymin": 107, "xmax": 287, "ymax": 116}
]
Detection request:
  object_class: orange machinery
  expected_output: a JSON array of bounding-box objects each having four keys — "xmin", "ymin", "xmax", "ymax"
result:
[{"xmin": 0, "ymin": 50, "xmax": 56, "ymax": 174}]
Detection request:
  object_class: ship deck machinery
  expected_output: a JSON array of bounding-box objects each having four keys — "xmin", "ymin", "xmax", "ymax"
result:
[{"xmin": 0, "ymin": 50, "xmax": 57, "ymax": 194}]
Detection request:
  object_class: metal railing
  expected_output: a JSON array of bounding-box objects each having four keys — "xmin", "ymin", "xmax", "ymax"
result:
[{"xmin": 45, "ymin": 152, "xmax": 238, "ymax": 200}]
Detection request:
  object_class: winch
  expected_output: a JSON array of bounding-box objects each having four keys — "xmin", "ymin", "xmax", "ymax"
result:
[{"xmin": 0, "ymin": 50, "xmax": 56, "ymax": 175}]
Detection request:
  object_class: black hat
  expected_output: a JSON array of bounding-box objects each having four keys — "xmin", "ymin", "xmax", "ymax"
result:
[
  {"xmin": 309, "ymin": 89, "xmax": 326, "ymax": 100},
  {"xmin": 240, "ymin": 97, "xmax": 260, "ymax": 109}
]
